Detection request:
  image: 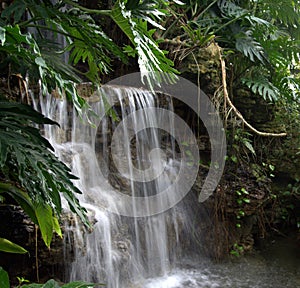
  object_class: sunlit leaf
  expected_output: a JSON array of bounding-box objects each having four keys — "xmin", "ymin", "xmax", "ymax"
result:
[{"xmin": 0, "ymin": 238, "xmax": 28, "ymax": 254}]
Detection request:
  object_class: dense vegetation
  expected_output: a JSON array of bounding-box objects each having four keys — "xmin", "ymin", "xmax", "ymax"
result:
[{"xmin": 0, "ymin": 0, "xmax": 299, "ymax": 286}]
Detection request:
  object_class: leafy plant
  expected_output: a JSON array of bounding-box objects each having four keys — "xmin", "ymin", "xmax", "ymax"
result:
[
  {"xmin": 230, "ymin": 242, "xmax": 244, "ymax": 257},
  {"xmin": 0, "ymin": 0, "xmax": 178, "ymax": 90},
  {"xmin": 242, "ymin": 77, "xmax": 280, "ymax": 102},
  {"xmin": 276, "ymin": 179, "xmax": 300, "ymax": 225},
  {"xmin": 227, "ymin": 128, "xmax": 256, "ymax": 164},
  {"xmin": 163, "ymin": 0, "xmax": 300, "ymax": 107},
  {"xmin": 0, "ymin": 267, "xmax": 9, "ymax": 288},
  {"xmin": 111, "ymin": 0, "xmax": 178, "ymax": 88},
  {"xmin": 0, "ymin": 102, "xmax": 89, "ymax": 247},
  {"xmin": 0, "ymin": 267, "xmax": 101, "ymax": 288}
]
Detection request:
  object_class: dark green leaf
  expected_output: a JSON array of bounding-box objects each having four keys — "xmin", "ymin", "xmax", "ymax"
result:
[
  {"xmin": 0, "ymin": 267, "xmax": 9, "ymax": 288},
  {"xmin": 1, "ymin": 0, "xmax": 27, "ymax": 23}
]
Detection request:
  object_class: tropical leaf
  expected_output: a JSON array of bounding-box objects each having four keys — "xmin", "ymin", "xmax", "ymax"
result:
[
  {"xmin": 260, "ymin": 0, "xmax": 300, "ymax": 26},
  {"xmin": 277, "ymin": 76, "xmax": 300, "ymax": 101},
  {"xmin": 218, "ymin": 0, "xmax": 248, "ymax": 18},
  {"xmin": 0, "ymin": 238, "xmax": 28, "ymax": 254},
  {"xmin": 235, "ymin": 28, "xmax": 265, "ymax": 62},
  {"xmin": 243, "ymin": 140, "xmax": 256, "ymax": 155},
  {"xmin": 125, "ymin": 0, "xmax": 167, "ymax": 30},
  {"xmin": 61, "ymin": 281, "xmax": 103, "ymax": 287},
  {"xmin": 242, "ymin": 77, "xmax": 280, "ymax": 102},
  {"xmin": 35, "ymin": 203, "xmax": 55, "ymax": 248},
  {"xmin": 0, "ymin": 182, "xmax": 38, "ymax": 224},
  {"xmin": 0, "ymin": 102, "xmax": 89, "ymax": 230},
  {"xmin": 111, "ymin": 0, "xmax": 178, "ymax": 89}
]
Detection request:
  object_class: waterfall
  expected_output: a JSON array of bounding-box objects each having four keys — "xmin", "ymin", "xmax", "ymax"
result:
[
  {"xmin": 37, "ymin": 85, "xmax": 195, "ymax": 287},
  {"xmin": 30, "ymin": 82, "xmax": 300, "ymax": 288}
]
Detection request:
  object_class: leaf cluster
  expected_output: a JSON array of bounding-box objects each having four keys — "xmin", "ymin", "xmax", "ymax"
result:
[
  {"xmin": 112, "ymin": 0, "xmax": 178, "ymax": 89},
  {"xmin": 0, "ymin": 266, "xmax": 102, "ymax": 288},
  {"xmin": 0, "ymin": 102, "xmax": 89, "ymax": 247},
  {"xmin": 0, "ymin": 0, "xmax": 178, "ymax": 91},
  {"xmin": 163, "ymin": 0, "xmax": 300, "ymax": 104}
]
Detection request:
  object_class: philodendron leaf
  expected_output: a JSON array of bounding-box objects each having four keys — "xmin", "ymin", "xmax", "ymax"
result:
[
  {"xmin": 111, "ymin": 0, "xmax": 178, "ymax": 88},
  {"xmin": 0, "ymin": 267, "xmax": 9, "ymax": 288},
  {"xmin": 0, "ymin": 238, "xmax": 28, "ymax": 254}
]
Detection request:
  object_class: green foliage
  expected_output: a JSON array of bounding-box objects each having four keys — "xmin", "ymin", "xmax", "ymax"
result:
[
  {"xmin": 230, "ymin": 242, "xmax": 244, "ymax": 257},
  {"xmin": 0, "ymin": 0, "xmax": 178, "ymax": 103},
  {"xmin": 20, "ymin": 279, "xmax": 101, "ymax": 288},
  {"xmin": 242, "ymin": 77, "xmax": 280, "ymax": 102},
  {"xmin": 17, "ymin": 276, "xmax": 30, "ymax": 286},
  {"xmin": 0, "ymin": 266, "xmax": 101, "ymax": 288},
  {"xmin": 0, "ymin": 102, "xmax": 89, "ymax": 246},
  {"xmin": 276, "ymin": 179, "xmax": 300, "ymax": 225},
  {"xmin": 0, "ymin": 238, "xmax": 27, "ymax": 254},
  {"xmin": 227, "ymin": 128, "xmax": 256, "ymax": 165},
  {"xmin": 0, "ymin": 267, "xmax": 9, "ymax": 288},
  {"xmin": 164, "ymin": 0, "xmax": 300, "ymax": 106},
  {"xmin": 111, "ymin": 0, "xmax": 178, "ymax": 88},
  {"xmin": 236, "ymin": 187, "xmax": 250, "ymax": 206},
  {"xmin": 0, "ymin": 0, "xmax": 182, "ymax": 252}
]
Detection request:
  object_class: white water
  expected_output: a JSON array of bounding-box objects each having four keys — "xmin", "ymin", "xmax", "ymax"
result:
[
  {"xmin": 35, "ymin": 86, "xmax": 300, "ymax": 288},
  {"xmin": 36, "ymin": 86, "xmax": 189, "ymax": 287}
]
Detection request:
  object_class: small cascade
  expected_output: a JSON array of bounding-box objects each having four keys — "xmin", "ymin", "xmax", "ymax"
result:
[
  {"xmin": 37, "ymin": 85, "xmax": 193, "ymax": 287},
  {"xmin": 30, "ymin": 84, "xmax": 300, "ymax": 288}
]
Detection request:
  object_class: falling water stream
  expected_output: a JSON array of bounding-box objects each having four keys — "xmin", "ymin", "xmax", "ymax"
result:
[{"xmin": 35, "ymin": 85, "xmax": 300, "ymax": 288}]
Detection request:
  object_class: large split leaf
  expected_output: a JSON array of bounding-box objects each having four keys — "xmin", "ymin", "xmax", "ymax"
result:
[
  {"xmin": 111, "ymin": 0, "xmax": 178, "ymax": 88},
  {"xmin": 0, "ymin": 102, "xmax": 89, "ymax": 241}
]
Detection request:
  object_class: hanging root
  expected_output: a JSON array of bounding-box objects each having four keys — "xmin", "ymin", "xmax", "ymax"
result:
[{"xmin": 217, "ymin": 45, "xmax": 287, "ymax": 137}]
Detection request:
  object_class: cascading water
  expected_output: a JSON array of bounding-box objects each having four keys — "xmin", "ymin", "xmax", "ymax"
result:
[
  {"xmin": 36, "ymin": 85, "xmax": 192, "ymax": 287},
  {"xmin": 33, "ymin": 82, "xmax": 300, "ymax": 288}
]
